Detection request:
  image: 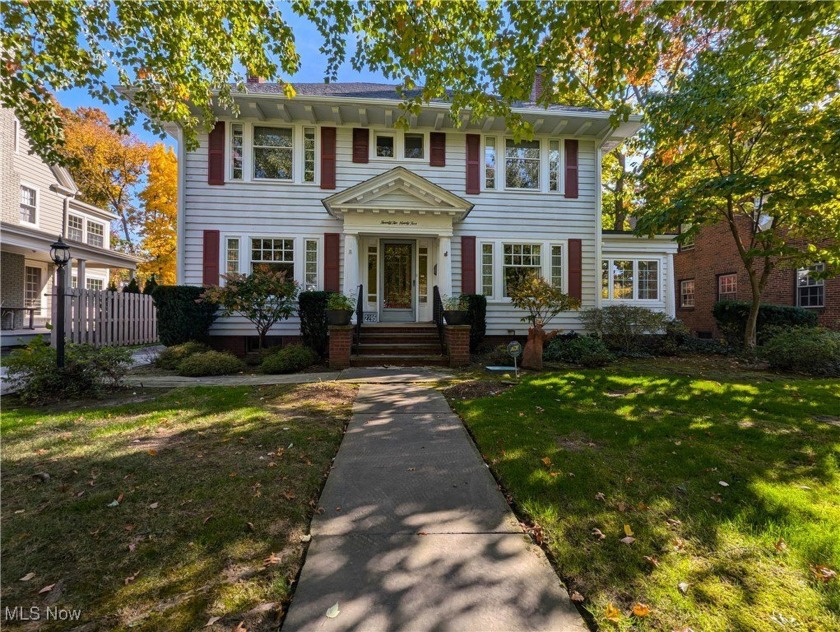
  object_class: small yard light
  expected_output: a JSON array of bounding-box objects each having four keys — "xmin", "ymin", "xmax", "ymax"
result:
[{"xmin": 50, "ymin": 236, "xmax": 71, "ymax": 368}]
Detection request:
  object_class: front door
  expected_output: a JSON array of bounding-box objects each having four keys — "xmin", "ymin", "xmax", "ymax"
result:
[{"xmin": 380, "ymin": 241, "xmax": 414, "ymax": 322}]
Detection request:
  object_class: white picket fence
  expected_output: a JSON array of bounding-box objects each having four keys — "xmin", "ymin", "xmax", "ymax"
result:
[{"xmin": 52, "ymin": 288, "xmax": 158, "ymax": 347}]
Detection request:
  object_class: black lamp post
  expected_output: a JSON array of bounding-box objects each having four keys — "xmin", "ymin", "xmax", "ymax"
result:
[{"xmin": 50, "ymin": 236, "xmax": 71, "ymax": 368}]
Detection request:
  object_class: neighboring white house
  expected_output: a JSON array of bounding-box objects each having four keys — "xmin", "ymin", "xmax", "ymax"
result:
[
  {"xmin": 0, "ymin": 108, "xmax": 139, "ymax": 341},
  {"xmin": 155, "ymin": 81, "xmax": 676, "ymax": 352}
]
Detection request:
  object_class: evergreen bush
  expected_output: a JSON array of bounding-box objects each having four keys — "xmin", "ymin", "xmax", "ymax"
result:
[
  {"xmin": 151, "ymin": 286, "xmax": 217, "ymax": 346},
  {"xmin": 261, "ymin": 344, "xmax": 319, "ymax": 374},
  {"xmin": 463, "ymin": 294, "xmax": 487, "ymax": 352},
  {"xmin": 298, "ymin": 291, "xmax": 330, "ymax": 357},
  {"xmin": 177, "ymin": 351, "xmax": 243, "ymax": 377},
  {"xmin": 713, "ymin": 300, "xmax": 818, "ymax": 346}
]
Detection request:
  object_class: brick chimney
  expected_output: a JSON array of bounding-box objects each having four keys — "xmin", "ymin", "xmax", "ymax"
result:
[{"xmin": 530, "ymin": 65, "xmax": 545, "ymax": 103}]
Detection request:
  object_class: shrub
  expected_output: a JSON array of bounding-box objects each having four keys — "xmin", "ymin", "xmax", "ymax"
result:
[
  {"xmin": 486, "ymin": 344, "xmax": 516, "ymax": 367},
  {"xmin": 152, "ymin": 286, "xmax": 217, "ymax": 346},
  {"xmin": 463, "ymin": 294, "xmax": 487, "ymax": 353},
  {"xmin": 261, "ymin": 344, "xmax": 319, "ymax": 374},
  {"xmin": 581, "ymin": 305, "xmax": 670, "ymax": 353},
  {"xmin": 761, "ymin": 328, "xmax": 840, "ymax": 376},
  {"xmin": 155, "ymin": 341, "xmax": 211, "ymax": 370},
  {"xmin": 326, "ymin": 292, "xmax": 356, "ymax": 310},
  {"xmin": 123, "ymin": 277, "xmax": 141, "ymax": 293},
  {"xmin": 544, "ymin": 335, "xmax": 613, "ymax": 367},
  {"xmin": 298, "ymin": 291, "xmax": 330, "ymax": 357},
  {"xmin": 177, "ymin": 351, "xmax": 243, "ymax": 377},
  {"xmin": 713, "ymin": 300, "xmax": 818, "ymax": 347},
  {"xmin": 507, "ymin": 274, "xmax": 579, "ymax": 326},
  {"xmin": 4, "ymin": 337, "xmax": 132, "ymax": 404}
]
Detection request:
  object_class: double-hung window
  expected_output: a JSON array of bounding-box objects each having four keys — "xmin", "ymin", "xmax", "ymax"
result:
[
  {"xmin": 20, "ymin": 185, "xmax": 37, "ymax": 224},
  {"xmin": 86, "ymin": 221, "xmax": 104, "ymax": 247},
  {"xmin": 375, "ymin": 133, "xmax": 395, "ymax": 158},
  {"xmin": 481, "ymin": 243, "xmax": 494, "ymax": 297},
  {"xmin": 253, "ymin": 126, "xmax": 293, "ymax": 180},
  {"xmin": 226, "ymin": 238, "xmax": 240, "ymax": 275},
  {"xmin": 549, "ymin": 140, "xmax": 562, "ymax": 192},
  {"xmin": 304, "ymin": 239, "xmax": 319, "ymax": 290},
  {"xmin": 68, "ymin": 215, "xmax": 84, "ymax": 241},
  {"xmin": 404, "ymin": 133, "xmax": 424, "ymax": 159},
  {"xmin": 504, "ymin": 139, "xmax": 540, "ymax": 189},
  {"xmin": 601, "ymin": 259, "xmax": 660, "ymax": 301},
  {"xmin": 502, "ymin": 243, "xmax": 541, "ymax": 296},
  {"xmin": 251, "ymin": 238, "xmax": 294, "ymax": 276},
  {"xmin": 797, "ymin": 263, "xmax": 825, "ymax": 308},
  {"xmin": 680, "ymin": 280, "xmax": 695, "ymax": 308},
  {"xmin": 230, "ymin": 123, "xmax": 244, "ymax": 180},
  {"xmin": 303, "ymin": 127, "xmax": 316, "ymax": 182},
  {"xmin": 484, "ymin": 138, "xmax": 497, "ymax": 189},
  {"xmin": 718, "ymin": 273, "xmax": 737, "ymax": 301}
]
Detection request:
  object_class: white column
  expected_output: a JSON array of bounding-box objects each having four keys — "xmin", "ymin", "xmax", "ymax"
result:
[
  {"xmin": 76, "ymin": 259, "xmax": 86, "ymax": 289},
  {"xmin": 437, "ymin": 236, "xmax": 452, "ymax": 297},
  {"xmin": 665, "ymin": 253, "xmax": 676, "ymax": 318},
  {"xmin": 343, "ymin": 233, "xmax": 359, "ymax": 297},
  {"xmin": 64, "ymin": 259, "xmax": 73, "ymax": 288}
]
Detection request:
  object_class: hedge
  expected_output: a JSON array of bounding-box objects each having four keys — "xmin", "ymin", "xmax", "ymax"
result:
[
  {"xmin": 261, "ymin": 344, "xmax": 319, "ymax": 374},
  {"xmin": 761, "ymin": 327, "xmax": 840, "ymax": 376},
  {"xmin": 463, "ymin": 294, "xmax": 487, "ymax": 353},
  {"xmin": 298, "ymin": 291, "xmax": 330, "ymax": 358},
  {"xmin": 713, "ymin": 300, "xmax": 818, "ymax": 346},
  {"xmin": 151, "ymin": 286, "xmax": 218, "ymax": 346}
]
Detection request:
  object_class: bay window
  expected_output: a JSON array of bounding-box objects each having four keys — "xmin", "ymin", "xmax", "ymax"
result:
[
  {"xmin": 601, "ymin": 258, "xmax": 661, "ymax": 302},
  {"xmin": 251, "ymin": 238, "xmax": 294, "ymax": 276},
  {"xmin": 505, "ymin": 139, "xmax": 540, "ymax": 189},
  {"xmin": 253, "ymin": 126, "xmax": 293, "ymax": 180}
]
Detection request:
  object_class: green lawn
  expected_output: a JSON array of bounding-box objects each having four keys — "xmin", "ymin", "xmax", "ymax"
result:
[
  {"xmin": 1, "ymin": 382, "xmax": 356, "ymax": 631},
  {"xmin": 447, "ymin": 357, "xmax": 840, "ymax": 631}
]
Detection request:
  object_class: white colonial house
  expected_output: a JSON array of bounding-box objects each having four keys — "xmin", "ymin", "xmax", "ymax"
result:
[
  {"xmin": 161, "ymin": 81, "xmax": 677, "ymax": 360},
  {"xmin": 0, "ymin": 108, "xmax": 139, "ymax": 346}
]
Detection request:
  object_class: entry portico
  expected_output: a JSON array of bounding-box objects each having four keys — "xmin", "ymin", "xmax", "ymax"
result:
[{"xmin": 322, "ymin": 167, "xmax": 473, "ymax": 323}]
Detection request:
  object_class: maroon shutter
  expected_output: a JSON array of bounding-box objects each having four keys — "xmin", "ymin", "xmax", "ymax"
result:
[
  {"xmin": 207, "ymin": 122, "xmax": 225, "ymax": 185},
  {"xmin": 430, "ymin": 132, "xmax": 446, "ymax": 167},
  {"xmin": 568, "ymin": 238, "xmax": 582, "ymax": 301},
  {"xmin": 321, "ymin": 127, "xmax": 337, "ymax": 189},
  {"xmin": 202, "ymin": 230, "xmax": 220, "ymax": 285},
  {"xmin": 461, "ymin": 236, "xmax": 476, "ymax": 294},
  {"xmin": 352, "ymin": 128, "xmax": 369, "ymax": 164},
  {"xmin": 465, "ymin": 134, "xmax": 481, "ymax": 194},
  {"xmin": 564, "ymin": 139, "xmax": 579, "ymax": 199},
  {"xmin": 324, "ymin": 233, "xmax": 340, "ymax": 292}
]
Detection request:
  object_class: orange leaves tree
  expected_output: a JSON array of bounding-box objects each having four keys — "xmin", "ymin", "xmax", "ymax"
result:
[
  {"xmin": 137, "ymin": 144, "xmax": 177, "ymax": 284},
  {"xmin": 202, "ymin": 268, "xmax": 299, "ymax": 351}
]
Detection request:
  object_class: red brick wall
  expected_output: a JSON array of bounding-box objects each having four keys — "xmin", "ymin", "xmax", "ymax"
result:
[{"xmin": 674, "ymin": 219, "xmax": 839, "ymax": 336}]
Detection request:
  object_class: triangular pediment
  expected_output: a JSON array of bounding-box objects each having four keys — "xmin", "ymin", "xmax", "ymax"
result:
[{"xmin": 322, "ymin": 167, "xmax": 473, "ymax": 221}]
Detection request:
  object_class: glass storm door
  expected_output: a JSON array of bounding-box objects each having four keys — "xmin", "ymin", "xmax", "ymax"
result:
[{"xmin": 381, "ymin": 241, "xmax": 415, "ymax": 322}]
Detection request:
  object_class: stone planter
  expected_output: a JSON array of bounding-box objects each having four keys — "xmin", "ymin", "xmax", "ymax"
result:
[
  {"xmin": 443, "ymin": 310, "xmax": 468, "ymax": 326},
  {"xmin": 326, "ymin": 309, "xmax": 353, "ymax": 326}
]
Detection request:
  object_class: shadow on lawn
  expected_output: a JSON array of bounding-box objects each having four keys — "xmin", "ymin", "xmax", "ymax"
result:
[
  {"xmin": 0, "ymin": 385, "xmax": 353, "ymax": 632},
  {"xmin": 452, "ymin": 369, "xmax": 840, "ymax": 627}
]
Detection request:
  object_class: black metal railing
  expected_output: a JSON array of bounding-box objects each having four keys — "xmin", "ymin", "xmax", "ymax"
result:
[
  {"xmin": 432, "ymin": 285, "xmax": 445, "ymax": 353},
  {"xmin": 353, "ymin": 284, "xmax": 363, "ymax": 352}
]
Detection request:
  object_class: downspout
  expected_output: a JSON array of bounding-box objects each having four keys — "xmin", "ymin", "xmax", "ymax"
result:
[{"xmin": 176, "ymin": 126, "xmax": 187, "ymax": 284}]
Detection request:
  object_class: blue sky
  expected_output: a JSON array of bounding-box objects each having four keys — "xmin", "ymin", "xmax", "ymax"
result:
[{"xmin": 57, "ymin": 13, "xmax": 387, "ymax": 148}]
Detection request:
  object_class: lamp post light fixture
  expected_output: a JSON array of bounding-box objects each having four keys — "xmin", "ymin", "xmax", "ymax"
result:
[{"xmin": 50, "ymin": 236, "xmax": 72, "ymax": 368}]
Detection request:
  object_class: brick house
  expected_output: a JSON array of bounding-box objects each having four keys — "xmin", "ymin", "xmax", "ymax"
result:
[{"xmin": 674, "ymin": 219, "xmax": 839, "ymax": 337}]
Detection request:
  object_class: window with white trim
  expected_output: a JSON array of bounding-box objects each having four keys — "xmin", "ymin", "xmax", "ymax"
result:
[
  {"xmin": 68, "ymin": 215, "xmax": 84, "ymax": 241},
  {"xmin": 418, "ymin": 246, "xmax": 429, "ymax": 303},
  {"xmin": 481, "ymin": 243, "xmax": 494, "ymax": 298},
  {"xmin": 601, "ymin": 258, "xmax": 660, "ymax": 301},
  {"xmin": 250, "ymin": 238, "xmax": 294, "ymax": 276},
  {"xmin": 226, "ymin": 237, "xmax": 240, "ymax": 275},
  {"xmin": 86, "ymin": 278, "xmax": 104, "ymax": 291},
  {"xmin": 230, "ymin": 123, "xmax": 244, "ymax": 180},
  {"xmin": 718, "ymin": 273, "xmax": 737, "ymax": 301},
  {"xmin": 304, "ymin": 239, "xmax": 319, "ymax": 290},
  {"xmin": 375, "ymin": 133, "xmax": 395, "ymax": 158},
  {"xmin": 503, "ymin": 243, "xmax": 541, "ymax": 296},
  {"xmin": 484, "ymin": 137, "xmax": 496, "ymax": 189},
  {"xmin": 303, "ymin": 127, "xmax": 316, "ymax": 182},
  {"xmin": 86, "ymin": 220, "xmax": 104, "ymax": 247},
  {"xmin": 504, "ymin": 139, "xmax": 540, "ymax": 189},
  {"xmin": 20, "ymin": 185, "xmax": 37, "ymax": 224},
  {"xmin": 680, "ymin": 279, "xmax": 695, "ymax": 308},
  {"xmin": 797, "ymin": 263, "xmax": 825, "ymax": 308},
  {"xmin": 549, "ymin": 140, "xmax": 562, "ymax": 192},
  {"xmin": 253, "ymin": 126, "xmax": 293, "ymax": 180},
  {"xmin": 367, "ymin": 245, "xmax": 378, "ymax": 303},
  {"xmin": 24, "ymin": 266, "xmax": 42, "ymax": 314},
  {"xmin": 404, "ymin": 133, "xmax": 424, "ymax": 159},
  {"xmin": 13, "ymin": 117, "xmax": 20, "ymax": 153},
  {"xmin": 550, "ymin": 245, "xmax": 564, "ymax": 289}
]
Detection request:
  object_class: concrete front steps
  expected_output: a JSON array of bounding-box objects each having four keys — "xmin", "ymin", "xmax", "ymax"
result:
[{"xmin": 351, "ymin": 323, "xmax": 449, "ymax": 367}]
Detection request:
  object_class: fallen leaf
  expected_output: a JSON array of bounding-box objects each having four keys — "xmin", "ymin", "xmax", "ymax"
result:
[
  {"xmin": 810, "ymin": 565, "xmax": 837, "ymax": 583},
  {"xmin": 149, "ymin": 502, "xmax": 159, "ymax": 509},
  {"xmin": 263, "ymin": 553, "xmax": 281, "ymax": 567},
  {"xmin": 678, "ymin": 581, "xmax": 689, "ymax": 594},
  {"xmin": 644, "ymin": 555, "xmax": 659, "ymax": 567},
  {"xmin": 235, "ymin": 623, "xmax": 247, "ymax": 632},
  {"xmin": 107, "ymin": 500, "xmax": 120, "ymax": 507},
  {"xmin": 774, "ymin": 537, "xmax": 787, "ymax": 553},
  {"xmin": 246, "ymin": 522, "xmax": 255, "ymax": 532},
  {"xmin": 300, "ymin": 534, "xmax": 312, "ymax": 543},
  {"xmin": 325, "ymin": 603, "xmax": 340, "ymax": 619},
  {"xmin": 616, "ymin": 501, "xmax": 626, "ymax": 512},
  {"xmin": 710, "ymin": 493, "xmax": 722, "ymax": 503},
  {"xmin": 549, "ymin": 471, "xmax": 558, "ymax": 477},
  {"xmin": 541, "ymin": 457, "xmax": 552, "ymax": 466},
  {"xmin": 147, "ymin": 449, "xmax": 157, "ymax": 456},
  {"xmin": 620, "ymin": 536, "xmax": 636, "ymax": 545},
  {"xmin": 124, "ymin": 570, "xmax": 140, "ymax": 585},
  {"xmin": 719, "ymin": 481, "xmax": 729, "ymax": 487},
  {"xmin": 38, "ymin": 584, "xmax": 55, "ymax": 594},
  {"xmin": 624, "ymin": 524, "xmax": 634, "ymax": 537},
  {"xmin": 592, "ymin": 528, "xmax": 606, "ymax": 540},
  {"xmin": 19, "ymin": 572, "xmax": 36, "ymax": 582},
  {"xmin": 595, "ymin": 492, "xmax": 606, "ymax": 502},
  {"xmin": 203, "ymin": 515, "xmax": 213, "ymax": 525},
  {"xmin": 570, "ymin": 591, "xmax": 585, "ymax": 602},
  {"xmin": 632, "ymin": 603, "xmax": 651, "ymax": 617},
  {"xmin": 605, "ymin": 603, "xmax": 621, "ymax": 623},
  {"xmin": 205, "ymin": 616, "xmax": 221, "ymax": 627}
]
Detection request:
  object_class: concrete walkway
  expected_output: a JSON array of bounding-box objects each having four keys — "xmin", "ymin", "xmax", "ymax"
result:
[{"xmin": 282, "ymin": 384, "xmax": 586, "ymax": 631}]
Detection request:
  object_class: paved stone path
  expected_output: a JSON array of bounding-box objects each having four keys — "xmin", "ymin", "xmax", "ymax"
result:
[{"xmin": 282, "ymin": 383, "xmax": 586, "ymax": 632}]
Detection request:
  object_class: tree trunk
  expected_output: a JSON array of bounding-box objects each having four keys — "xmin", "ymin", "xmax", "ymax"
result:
[
  {"xmin": 744, "ymin": 293, "xmax": 761, "ymax": 351},
  {"xmin": 521, "ymin": 322, "xmax": 559, "ymax": 371}
]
